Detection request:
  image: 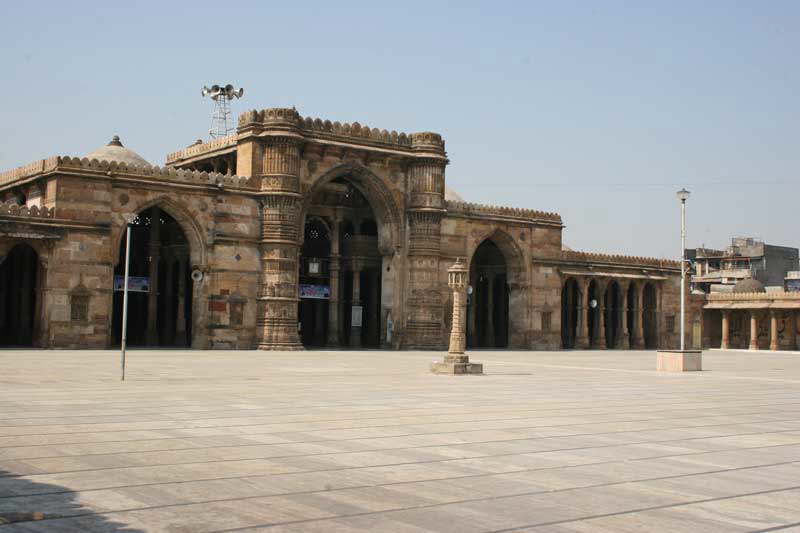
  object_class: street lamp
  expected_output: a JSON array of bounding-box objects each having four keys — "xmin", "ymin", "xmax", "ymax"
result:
[
  {"xmin": 120, "ymin": 213, "xmax": 136, "ymax": 381},
  {"xmin": 676, "ymin": 188, "xmax": 690, "ymax": 351}
]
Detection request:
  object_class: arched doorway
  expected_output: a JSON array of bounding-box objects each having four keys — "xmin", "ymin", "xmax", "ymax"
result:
[
  {"xmin": 561, "ymin": 278, "xmax": 580, "ymax": 348},
  {"xmin": 604, "ymin": 281, "xmax": 623, "ymax": 348},
  {"xmin": 0, "ymin": 244, "xmax": 38, "ymax": 346},
  {"xmin": 643, "ymin": 282, "xmax": 658, "ymax": 349},
  {"xmin": 298, "ymin": 217, "xmax": 331, "ymax": 347},
  {"xmin": 299, "ymin": 176, "xmax": 383, "ymax": 348},
  {"xmin": 468, "ymin": 239, "xmax": 508, "ymax": 348},
  {"xmin": 626, "ymin": 282, "xmax": 638, "ymax": 348},
  {"xmin": 112, "ymin": 206, "xmax": 193, "ymax": 347}
]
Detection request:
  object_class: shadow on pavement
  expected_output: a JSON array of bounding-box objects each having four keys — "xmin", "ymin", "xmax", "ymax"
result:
[{"xmin": 0, "ymin": 469, "xmax": 143, "ymax": 532}]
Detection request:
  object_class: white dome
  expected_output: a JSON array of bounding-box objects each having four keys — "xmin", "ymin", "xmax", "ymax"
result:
[
  {"xmin": 445, "ymin": 185, "xmax": 464, "ymax": 202},
  {"xmin": 86, "ymin": 136, "xmax": 151, "ymax": 167}
]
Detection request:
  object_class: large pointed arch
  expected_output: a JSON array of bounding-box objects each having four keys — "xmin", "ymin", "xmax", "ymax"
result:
[
  {"xmin": 112, "ymin": 195, "xmax": 208, "ymax": 268},
  {"xmin": 466, "ymin": 228, "xmax": 528, "ymax": 349},
  {"xmin": 301, "ymin": 163, "xmax": 402, "ymax": 254}
]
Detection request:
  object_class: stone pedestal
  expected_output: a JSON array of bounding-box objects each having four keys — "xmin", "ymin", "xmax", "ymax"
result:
[
  {"xmin": 657, "ymin": 350, "xmax": 702, "ymax": 372},
  {"xmin": 431, "ymin": 354, "xmax": 483, "ymax": 375},
  {"xmin": 431, "ymin": 258, "xmax": 483, "ymax": 375}
]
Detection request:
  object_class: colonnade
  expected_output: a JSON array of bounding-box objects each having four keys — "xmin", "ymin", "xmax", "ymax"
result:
[
  {"xmin": 562, "ymin": 277, "xmax": 660, "ymax": 350},
  {"xmin": 720, "ymin": 309, "xmax": 798, "ymax": 351}
]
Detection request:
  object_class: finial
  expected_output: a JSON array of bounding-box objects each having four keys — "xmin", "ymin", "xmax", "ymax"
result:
[{"xmin": 108, "ymin": 135, "xmax": 123, "ymax": 147}]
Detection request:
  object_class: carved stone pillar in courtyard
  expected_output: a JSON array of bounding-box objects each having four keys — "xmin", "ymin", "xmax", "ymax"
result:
[
  {"xmin": 326, "ymin": 216, "xmax": 341, "ymax": 347},
  {"xmin": 431, "ymin": 258, "xmax": 483, "ymax": 374},
  {"xmin": 635, "ymin": 284, "xmax": 645, "ymax": 349},
  {"xmin": 405, "ymin": 132, "xmax": 448, "ymax": 349},
  {"xmin": 253, "ymin": 110, "xmax": 304, "ymax": 350}
]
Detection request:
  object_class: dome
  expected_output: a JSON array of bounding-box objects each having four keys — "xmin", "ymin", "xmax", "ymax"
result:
[
  {"xmin": 445, "ymin": 185, "xmax": 464, "ymax": 202},
  {"xmin": 733, "ymin": 278, "xmax": 766, "ymax": 293},
  {"xmin": 86, "ymin": 136, "xmax": 151, "ymax": 167}
]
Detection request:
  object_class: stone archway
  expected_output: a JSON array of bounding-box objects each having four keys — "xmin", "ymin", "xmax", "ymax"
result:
[
  {"xmin": 299, "ymin": 163, "xmax": 403, "ymax": 349},
  {"xmin": 0, "ymin": 243, "xmax": 39, "ymax": 346},
  {"xmin": 112, "ymin": 206, "xmax": 197, "ymax": 347},
  {"xmin": 467, "ymin": 229, "xmax": 527, "ymax": 349}
]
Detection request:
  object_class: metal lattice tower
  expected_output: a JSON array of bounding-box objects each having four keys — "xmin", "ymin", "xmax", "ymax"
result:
[{"xmin": 201, "ymin": 84, "xmax": 244, "ymax": 139}]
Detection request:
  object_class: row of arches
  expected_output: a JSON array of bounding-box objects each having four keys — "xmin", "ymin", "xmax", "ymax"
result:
[{"xmin": 561, "ymin": 278, "xmax": 659, "ymax": 349}]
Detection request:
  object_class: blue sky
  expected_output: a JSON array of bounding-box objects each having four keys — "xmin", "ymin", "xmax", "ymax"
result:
[{"xmin": 1, "ymin": 1, "xmax": 797, "ymax": 258}]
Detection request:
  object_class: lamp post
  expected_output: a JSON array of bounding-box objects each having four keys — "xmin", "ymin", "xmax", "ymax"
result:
[
  {"xmin": 120, "ymin": 214, "xmax": 135, "ymax": 381},
  {"xmin": 676, "ymin": 188, "xmax": 690, "ymax": 351}
]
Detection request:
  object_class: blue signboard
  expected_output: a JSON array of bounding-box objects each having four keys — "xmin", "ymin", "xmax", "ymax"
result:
[{"xmin": 114, "ymin": 275, "xmax": 150, "ymax": 292}]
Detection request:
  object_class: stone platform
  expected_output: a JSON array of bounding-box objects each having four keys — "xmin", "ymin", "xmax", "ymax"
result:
[
  {"xmin": 657, "ymin": 349, "xmax": 703, "ymax": 372},
  {"xmin": 430, "ymin": 354, "xmax": 483, "ymax": 375},
  {"xmin": 1, "ymin": 349, "xmax": 800, "ymax": 532}
]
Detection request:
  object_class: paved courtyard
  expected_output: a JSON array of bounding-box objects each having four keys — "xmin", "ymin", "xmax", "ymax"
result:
[{"xmin": 1, "ymin": 349, "xmax": 800, "ymax": 532}]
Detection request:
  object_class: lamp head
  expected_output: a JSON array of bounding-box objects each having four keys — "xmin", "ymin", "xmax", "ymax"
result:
[{"xmin": 676, "ymin": 188, "xmax": 690, "ymax": 202}]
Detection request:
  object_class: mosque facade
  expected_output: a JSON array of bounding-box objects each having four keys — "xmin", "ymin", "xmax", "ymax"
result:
[{"xmin": 0, "ymin": 107, "xmax": 684, "ymax": 350}]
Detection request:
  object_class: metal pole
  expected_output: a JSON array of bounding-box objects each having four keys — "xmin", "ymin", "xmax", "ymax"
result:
[
  {"xmin": 121, "ymin": 223, "xmax": 131, "ymax": 381},
  {"xmin": 680, "ymin": 199, "xmax": 686, "ymax": 351}
]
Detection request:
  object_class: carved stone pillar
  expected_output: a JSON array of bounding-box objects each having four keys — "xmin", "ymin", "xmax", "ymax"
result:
[
  {"xmin": 146, "ymin": 206, "xmax": 161, "ymax": 345},
  {"xmin": 749, "ymin": 311, "xmax": 759, "ymax": 351},
  {"xmin": 405, "ymin": 133, "xmax": 447, "ymax": 349},
  {"xmin": 597, "ymin": 281, "xmax": 607, "ymax": 349},
  {"xmin": 371, "ymin": 269, "xmax": 380, "ymax": 346},
  {"xmin": 255, "ymin": 121, "xmax": 304, "ymax": 351},
  {"xmin": 721, "ymin": 310, "xmax": 730, "ymax": 350},
  {"xmin": 635, "ymin": 285, "xmax": 645, "ymax": 349},
  {"xmin": 790, "ymin": 312, "xmax": 797, "ymax": 351},
  {"xmin": 770, "ymin": 310, "xmax": 779, "ymax": 351},
  {"xmin": 576, "ymin": 277, "xmax": 590, "ymax": 349},
  {"xmin": 350, "ymin": 264, "xmax": 362, "ymax": 348},
  {"xmin": 431, "ymin": 258, "xmax": 482, "ymax": 374},
  {"xmin": 326, "ymin": 217, "xmax": 340, "ymax": 347},
  {"xmin": 621, "ymin": 282, "xmax": 631, "ymax": 349}
]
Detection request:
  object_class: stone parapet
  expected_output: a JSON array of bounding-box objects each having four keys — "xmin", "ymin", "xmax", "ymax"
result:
[
  {"xmin": 165, "ymin": 135, "xmax": 237, "ymax": 164},
  {"xmin": 0, "ymin": 156, "xmax": 253, "ymax": 190},
  {"xmin": 446, "ymin": 200, "xmax": 562, "ymax": 224},
  {"xmin": 561, "ymin": 250, "xmax": 680, "ymax": 270}
]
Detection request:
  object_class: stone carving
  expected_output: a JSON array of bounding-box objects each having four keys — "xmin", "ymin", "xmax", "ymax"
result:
[
  {"xmin": 0, "ymin": 204, "xmax": 54, "ymax": 218},
  {"xmin": 446, "ymin": 200, "xmax": 561, "ymax": 223}
]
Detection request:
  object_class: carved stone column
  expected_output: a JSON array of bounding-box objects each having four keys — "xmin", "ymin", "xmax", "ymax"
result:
[
  {"xmin": 635, "ymin": 285, "xmax": 645, "ymax": 349},
  {"xmin": 431, "ymin": 258, "xmax": 482, "ymax": 374},
  {"xmin": 326, "ymin": 217, "xmax": 340, "ymax": 347},
  {"xmin": 790, "ymin": 312, "xmax": 797, "ymax": 351},
  {"xmin": 163, "ymin": 256, "xmax": 175, "ymax": 345},
  {"xmin": 621, "ymin": 282, "xmax": 631, "ymax": 349},
  {"xmin": 770, "ymin": 310, "xmax": 779, "ymax": 351},
  {"xmin": 350, "ymin": 264, "xmax": 362, "ymax": 348},
  {"xmin": 146, "ymin": 206, "xmax": 161, "ymax": 345},
  {"xmin": 749, "ymin": 311, "xmax": 759, "ymax": 351},
  {"xmin": 597, "ymin": 280, "xmax": 607, "ymax": 349},
  {"xmin": 576, "ymin": 277, "xmax": 590, "ymax": 349},
  {"xmin": 721, "ymin": 310, "xmax": 730, "ymax": 350},
  {"xmin": 255, "ymin": 116, "xmax": 304, "ymax": 351}
]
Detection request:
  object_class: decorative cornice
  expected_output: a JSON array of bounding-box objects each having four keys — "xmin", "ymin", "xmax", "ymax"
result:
[
  {"xmin": 0, "ymin": 204, "xmax": 54, "ymax": 218},
  {"xmin": 445, "ymin": 200, "xmax": 562, "ymax": 224},
  {"xmin": 707, "ymin": 291, "xmax": 800, "ymax": 301}
]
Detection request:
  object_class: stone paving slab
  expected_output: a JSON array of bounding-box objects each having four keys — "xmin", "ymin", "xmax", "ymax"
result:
[{"xmin": 0, "ymin": 349, "xmax": 799, "ymax": 532}]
